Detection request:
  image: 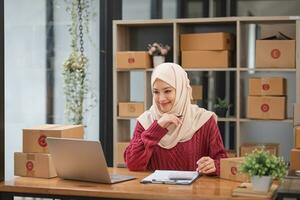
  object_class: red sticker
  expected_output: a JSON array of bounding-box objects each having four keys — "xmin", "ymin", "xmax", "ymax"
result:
[
  {"xmin": 231, "ymin": 166, "xmax": 237, "ymax": 175},
  {"xmin": 26, "ymin": 161, "xmax": 34, "ymax": 171},
  {"xmin": 262, "ymin": 84, "xmax": 270, "ymax": 91},
  {"xmin": 261, "ymin": 104, "xmax": 270, "ymax": 112},
  {"xmin": 128, "ymin": 57, "xmax": 135, "ymax": 64},
  {"xmin": 271, "ymin": 49, "xmax": 281, "ymax": 59},
  {"xmin": 38, "ymin": 135, "xmax": 47, "ymax": 147}
]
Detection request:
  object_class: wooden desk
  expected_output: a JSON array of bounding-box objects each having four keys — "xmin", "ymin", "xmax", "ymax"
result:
[
  {"xmin": 0, "ymin": 168, "xmax": 270, "ymax": 200},
  {"xmin": 276, "ymin": 178, "xmax": 300, "ymax": 200}
]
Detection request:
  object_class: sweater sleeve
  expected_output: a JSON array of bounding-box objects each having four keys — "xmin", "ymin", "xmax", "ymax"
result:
[
  {"xmin": 205, "ymin": 117, "xmax": 227, "ymax": 176},
  {"xmin": 124, "ymin": 120, "xmax": 168, "ymax": 171}
]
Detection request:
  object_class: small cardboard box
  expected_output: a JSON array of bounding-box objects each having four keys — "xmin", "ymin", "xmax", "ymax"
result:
[
  {"xmin": 240, "ymin": 143, "xmax": 279, "ymax": 156},
  {"xmin": 23, "ymin": 124, "xmax": 84, "ymax": 153},
  {"xmin": 191, "ymin": 85, "xmax": 203, "ymax": 100},
  {"xmin": 182, "ymin": 50, "xmax": 230, "ymax": 68},
  {"xmin": 180, "ymin": 32, "xmax": 233, "ymax": 51},
  {"xmin": 294, "ymin": 103, "xmax": 300, "ymax": 126},
  {"xmin": 247, "ymin": 96, "xmax": 286, "ymax": 120},
  {"xmin": 295, "ymin": 127, "xmax": 300, "ymax": 149},
  {"xmin": 118, "ymin": 102, "xmax": 144, "ymax": 117},
  {"xmin": 256, "ymin": 40, "xmax": 295, "ymax": 68},
  {"xmin": 14, "ymin": 152, "xmax": 57, "ymax": 178},
  {"xmin": 116, "ymin": 51, "xmax": 151, "ymax": 69},
  {"xmin": 220, "ymin": 157, "xmax": 248, "ymax": 182},
  {"xmin": 290, "ymin": 149, "xmax": 300, "ymax": 170},
  {"xmin": 248, "ymin": 77, "xmax": 286, "ymax": 96},
  {"xmin": 225, "ymin": 149, "xmax": 237, "ymax": 158},
  {"xmin": 117, "ymin": 142, "xmax": 129, "ymax": 167}
]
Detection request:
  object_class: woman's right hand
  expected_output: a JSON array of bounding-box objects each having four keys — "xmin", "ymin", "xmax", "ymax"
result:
[{"xmin": 157, "ymin": 113, "xmax": 182, "ymax": 129}]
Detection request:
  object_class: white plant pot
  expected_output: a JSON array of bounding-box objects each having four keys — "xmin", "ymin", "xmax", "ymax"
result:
[
  {"xmin": 251, "ymin": 176, "xmax": 272, "ymax": 192},
  {"xmin": 153, "ymin": 56, "xmax": 165, "ymax": 67}
]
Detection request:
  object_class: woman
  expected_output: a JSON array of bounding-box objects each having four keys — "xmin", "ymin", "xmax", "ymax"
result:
[{"xmin": 124, "ymin": 63, "xmax": 227, "ymax": 176}]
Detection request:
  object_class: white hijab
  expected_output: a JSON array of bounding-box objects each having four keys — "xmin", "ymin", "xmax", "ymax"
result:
[{"xmin": 137, "ymin": 63, "xmax": 217, "ymax": 149}]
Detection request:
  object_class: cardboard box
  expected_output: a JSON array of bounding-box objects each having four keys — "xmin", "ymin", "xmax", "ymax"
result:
[
  {"xmin": 116, "ymin": 51, "xmax": 151, "ymax": 69},
  {"xmin": 240, "ymin": 143, "xmax": 279, "ymax": 156},
  {"xmin": 296, "ymin": 127, "xmax": 300, "ymax": 149},
  {"xmin": 180, "ymin": 32, "xmax": 233, "ymax": 51},
  {"xmin": 14, "ymin": 152, "xmax": 57, "ymax": 178},
  {"xmin": 294, "ymin": 103, "xmax": 300, "ymax": 126},
  {"xmin": 118, "ymin": 102, "xmax": 144, "ymax": 117},
  {"xmin": 247, "ymin": 96, "xmax": 286, "ymax": 120},
  {"xmin": 117, "ymin": 142, "xmax": 129, "ymax": 167},
  {"xmin": 220, "ymin": 157, "xmax": 248, "ymax": 182},
  {"xmin": 191, "ymin": 85, "xmax": 203, "ymax": 100},
  {"xmin": 256, "ymin": 40, "xmax": 295, "ymax": 68},
  {"xmin": 182, "ymin": 50, "xmax": 230, "ymax": 68},
  {"xmin": 248, "ymin": 77, "xmax": 286, "ymax": 96},
  {"xmin": 290, "ymin": 149, "xmax": 300, "ymax": 170},
  {"xmin": 23, "ymin": 124, "xmax": 84, "ymax": 153}
]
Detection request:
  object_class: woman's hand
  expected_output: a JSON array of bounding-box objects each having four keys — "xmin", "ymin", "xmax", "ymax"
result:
[
  {"xmin": 196, "ymin": 156, "xmax": 216, "ymax": 174},
  {"xmin": 157, "ymin": 113, "xmax": 182, "ymax": 129}
]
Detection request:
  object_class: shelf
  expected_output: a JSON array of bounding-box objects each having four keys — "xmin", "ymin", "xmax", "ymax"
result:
[
  {"xmin": 240, "ymin": 118, "xmax": 293, "ymax": 123},
  {"xmin": 240, "ymin": 68, "xmax": 296, "ymax": 72},
  {"xmin": 218, "ymin": 117, "xmax": 237, "ymax": 122},
  {"xmin": 145, "ymin": 68, "xmax": 237, "ymax": 72},
  {"xmin": 116, "ymin": 68, "xmax": 147, "ymax": 72},
  {"xmin": 117, "ymin": 116, "xmax": 137, "ymax": 120}
]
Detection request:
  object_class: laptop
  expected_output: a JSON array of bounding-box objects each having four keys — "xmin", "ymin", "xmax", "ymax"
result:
[{"xmin": 47, "ymin": 137, "xmax": 135, "ymax": 183}]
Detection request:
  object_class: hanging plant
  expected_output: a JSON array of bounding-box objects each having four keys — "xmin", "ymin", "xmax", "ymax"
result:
[{"xmin": 63, "ymin": 0, "xmax": 95, "ymax": 125}]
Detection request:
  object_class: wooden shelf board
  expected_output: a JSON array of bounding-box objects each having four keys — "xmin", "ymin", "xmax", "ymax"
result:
[
  {"xmin": 239, "ymin": 68, "xmax": 296, "ymax": 72},
  {"xmin": 240, "ymin": 118, "xmax": 293, "ymax": 123}
]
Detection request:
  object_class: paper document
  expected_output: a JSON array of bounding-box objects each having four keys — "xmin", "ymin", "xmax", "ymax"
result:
[{"xmin": 140, "ymin": 170, "xmax": 200, "ymax": 185}]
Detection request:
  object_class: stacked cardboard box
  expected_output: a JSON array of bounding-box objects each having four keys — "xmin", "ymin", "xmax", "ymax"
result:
[
  {"xmin": 180, "ymin": 32, "xmax": 233, "ymax": 68},
  {"xmin": 290, "ymin": 127, "xmax": 300, "ymax": 171},
  {"xmin": 14, "ymin": 124, "xmax": 84, "ymax": 178},
  {"xmin": 247, "ymin": 77, "xmax": 286, "ymax": 120}
]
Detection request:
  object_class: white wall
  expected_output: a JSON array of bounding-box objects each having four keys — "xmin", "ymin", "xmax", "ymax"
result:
[{"xmin": 5, "ymin": 0, "xmax": 47, "ymax": 180}]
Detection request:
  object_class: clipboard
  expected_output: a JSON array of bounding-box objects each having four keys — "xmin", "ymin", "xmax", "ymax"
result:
[{"xmin": 140, "ymin": 170, "xmax": 200, "ymax": 185}]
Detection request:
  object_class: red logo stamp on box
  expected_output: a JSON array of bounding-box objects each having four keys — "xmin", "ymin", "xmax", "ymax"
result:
[
  {"xmin": 231, "ymin": 166, "xmax": 237, "ymax": 175},
  {"xmin": 271, "ymin": 49, "xmax": 281, "ymax": 59},
  {"xmin": 262, "ymin": 84, "xmax": 270, "ymax": 91},
  {"xmin": 128, "ymin": 57, "xmax": 135, "ymax": 64},
  {"xmin": 261, "ymin": 104, "xmax": 270, "ymax": 112},
  {"xmin": 26, "ymin": 161, "xmax": 34, "ymax": 171},
  {"xmin": 38, "ymin": 135, "xmax": 47, "ymax": 147}
]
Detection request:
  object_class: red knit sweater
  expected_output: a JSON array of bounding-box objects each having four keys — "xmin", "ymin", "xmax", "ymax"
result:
[{"xmin": 124, "ymin": 116, "xmax": 227, "ymax": 176}]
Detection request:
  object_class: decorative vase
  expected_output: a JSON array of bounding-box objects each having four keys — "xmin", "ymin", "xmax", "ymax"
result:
[
  {"xmin": 153, "ymin": 55, "xmax": 165, "ymax": 67},
  {"xmin": 251, "ymin": 176, "xmax": 272, "ymax": 192}
]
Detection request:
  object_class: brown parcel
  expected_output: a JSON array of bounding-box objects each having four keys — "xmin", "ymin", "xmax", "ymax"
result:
[
  {"xmin": 14, "ymin": 152, "xmax": 57, "ymax": 178},
  {"xmin": 116, "ymin": 51, "xmax": 151, "ymax": 69},
  {"xmin": 118, "ymin": 102, "xmax": 144, "ymax": 117},
  {"xmin": 116, "ymin": 142, "xmax": 129, "ymax": 167},
  {"xmin": 296, "ymin": 127, "xmax": 300, "ymax": 149},
  {"xmin": 248, "ymin": 77, "xmax": 286, "ymax": 96},
  {"xmin": 294, "ymin": 103, "xmax": 300, "ymax": 126},
  {"xmin": 247, "ymin": 96, "xmax": 286, "ymax": 120},
  {"xmin": 256, "ymin": 40, "xmax": 295, "ymax": 68},
  {"xmin": 23, "ymin": 124, "xmax": 84, "ymax": 153},
  {"xmin": 290, "ymin": 149, "xmax": 300, "ymax": 170},
  {"xmin": 180, "ymin": 32, "xmax": 233, "ymax": 51},
  {"xmin": 182, "ymin": 50, "xmax": 230, "ymax": 68},
  {"xmin": 240, "ymin": 143, "xmax": 279, "ymax": 156},
  {"xmin": 191, "ymin": 85, "xmax": 203, "ymax": 100},
  {"xmin": 220, "ymin": 157, "xmax": 248, "ymax": 182}
]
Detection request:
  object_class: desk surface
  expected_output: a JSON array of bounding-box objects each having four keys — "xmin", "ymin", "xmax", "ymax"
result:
[{"xmin": 0, "ymin": 168, "xmax": 270, "ymax": 200}]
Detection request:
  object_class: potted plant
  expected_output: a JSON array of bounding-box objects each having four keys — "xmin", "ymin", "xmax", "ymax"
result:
[
  {"xmin": 147, "ymin": 42, "xmax": 171, "ymax": 67},
  {"xmin": 214, "ymin": 97, "xmax": 231, "ymax": 117},
  {"xmin": 239, "ymin": 149, "xmax": 288, "ymax": 192},
  {"xmin": 63, "ymin": 0, "xmax": 96, "ymax": 125}
]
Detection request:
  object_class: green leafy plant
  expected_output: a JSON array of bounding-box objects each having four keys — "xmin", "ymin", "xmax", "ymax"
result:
[
  {"xmin": 214, "ymin": 97, "xmax": 231, "ymax": 109},
  {"xmin": 63, "ymin": 0, "xmax": 96, "ymax": 125},
  {"xmin": 239, "ymin": 149, "xmax": 288, "ymax": 182}
]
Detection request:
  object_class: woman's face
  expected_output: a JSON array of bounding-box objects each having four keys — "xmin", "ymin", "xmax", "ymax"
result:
[{"xmin": 153, "ymin": 79, "xmax": 176, "ymax": 113}]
